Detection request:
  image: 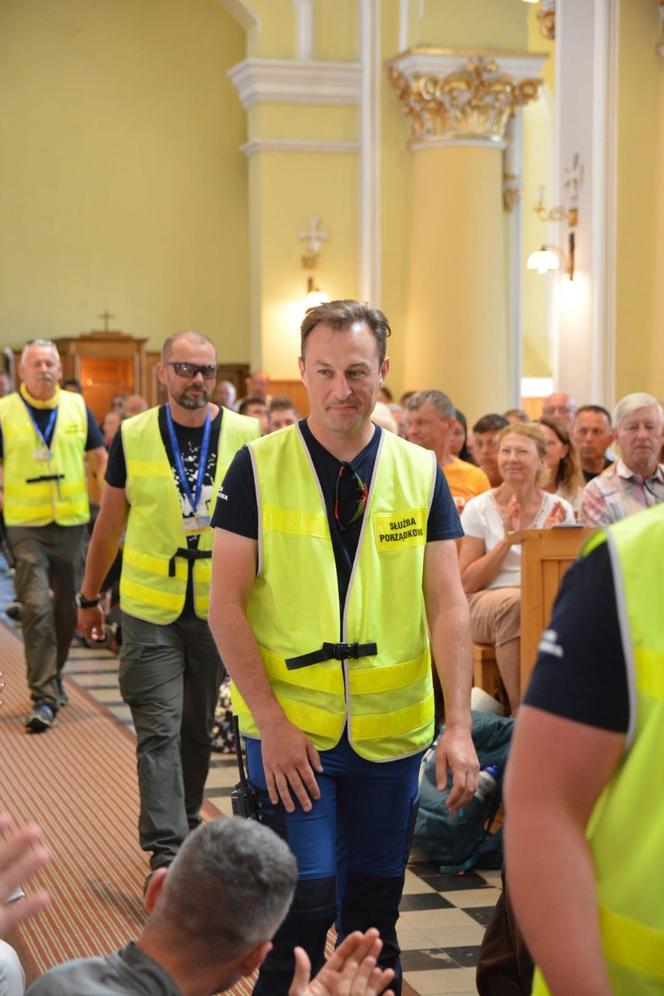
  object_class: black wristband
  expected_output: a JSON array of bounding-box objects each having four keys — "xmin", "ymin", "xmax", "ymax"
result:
[{"xmin": 76, "ymin": 593, "xmax": 102, "ymax": 609}]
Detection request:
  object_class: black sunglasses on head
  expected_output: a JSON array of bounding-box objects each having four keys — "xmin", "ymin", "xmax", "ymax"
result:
[{"xmin": 167, "ymin": 361, "xmax": 217, "ymax": 380}]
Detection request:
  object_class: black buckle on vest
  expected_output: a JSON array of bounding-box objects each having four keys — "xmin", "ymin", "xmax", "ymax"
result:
[
  {"xmin": 25, "ymin": 474, "xmax": 65, "ymax": 484},
  {"xmin": 285, "ymin": 641, "xmax": 378, "ymax": 671},
  {"xmin": 168, "ymin": 547, "xmax": 212, "ymax": 578}
]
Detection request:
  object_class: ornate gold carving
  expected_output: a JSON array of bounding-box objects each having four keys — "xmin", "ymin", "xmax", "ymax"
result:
[
  {"xmin": 502, "ymin": 172, "xmax": 521, "ymax": 213},
  {"xmin": 387, "ymin": 57, "xmax": 541, "ymax": 144},
  {"xmin": 537, "ymin": 7, "xmax": 555, "ymax": 40}
]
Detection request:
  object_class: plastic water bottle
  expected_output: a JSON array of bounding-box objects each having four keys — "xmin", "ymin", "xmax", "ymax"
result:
[{"xmin": 474, "ymin": 764, "xmax": 499, "ymax": 802}]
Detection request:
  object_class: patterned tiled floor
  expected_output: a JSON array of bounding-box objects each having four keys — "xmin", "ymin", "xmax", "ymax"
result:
[{"xmin": 1, "ymin": 563, "xmax": 496, "ymax": 995}]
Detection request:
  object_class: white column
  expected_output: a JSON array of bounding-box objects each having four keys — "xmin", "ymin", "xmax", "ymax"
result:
[{"xmin": 552, "ymin": 0, "xmax": 619, "ymax": 406}]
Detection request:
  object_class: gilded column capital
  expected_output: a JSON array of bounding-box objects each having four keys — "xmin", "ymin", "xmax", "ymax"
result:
[{"xmin": 387, "ymin": 50, "xmax": 545, "ymax": 148}]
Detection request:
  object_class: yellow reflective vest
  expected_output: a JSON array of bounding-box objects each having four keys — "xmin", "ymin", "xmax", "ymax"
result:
[
  {"xmin": 0, "ymin": 389, "xmax": 89, "ymax": 527},
  {"xmin": 120, "ymin": 406, "xmax": 259, "ymax": 624},
  {"xmin": 231, "ymin": 424, "xmax": 437, "ymax": 761},
  {"xmin": 533, "ymin": 504, "xmax": 664, "ymax": 995}
]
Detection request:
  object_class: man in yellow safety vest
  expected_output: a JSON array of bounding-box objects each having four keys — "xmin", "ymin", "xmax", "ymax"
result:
[
  {"xmin": 208, "ymin": 300, "xmax": 479, "ymax": 996},
  {"xmin": 506, "ymin": 502, "xmax": 664, "ymax": 993},
  {"xmin": 0, "ymin": 339, "xmax": 107, "ymax": 732},
  {"xmin": 78, "ymin": 330, "xmax": 259, "ymax": 879}
]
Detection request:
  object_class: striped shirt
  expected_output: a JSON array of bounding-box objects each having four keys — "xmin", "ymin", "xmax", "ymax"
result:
[{"xmin": 581, "ymin": 459, "xmax": 664, "ymax": 526}]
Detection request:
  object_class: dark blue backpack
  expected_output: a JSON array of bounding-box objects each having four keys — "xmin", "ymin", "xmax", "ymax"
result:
[{"xmin": 414, "ymin": 711, "xmax": 514, "ymax": 873}]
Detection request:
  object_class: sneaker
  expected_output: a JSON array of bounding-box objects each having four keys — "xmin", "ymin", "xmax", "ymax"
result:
[
  {"xmin": 26, "ymin": 702, "xmax": 55, "ymax": 733},
  {"xmin": 56, "ymin": 676, "xmax": 68, "ymax": 707},
  {"xmin": 5, "ymin": 601, "xmax": 22, "ymax": 622}
]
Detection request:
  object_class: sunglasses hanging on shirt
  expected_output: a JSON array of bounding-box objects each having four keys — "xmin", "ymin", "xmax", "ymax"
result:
[{"xmin": 334, "ymin": 463, "xmax": 369, "ymax": 532}]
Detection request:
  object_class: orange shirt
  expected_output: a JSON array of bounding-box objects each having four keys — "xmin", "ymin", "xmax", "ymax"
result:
[{"xmin": 442, "ymin": 457, "xmax": 491, "ymax": 512}]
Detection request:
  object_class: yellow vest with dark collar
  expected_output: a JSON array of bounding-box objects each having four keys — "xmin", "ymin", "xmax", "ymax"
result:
[
  {"xmin": 0, "ymin": 389, "xmax": 89, "ymax": 526},
  {"xmin": 120, "ymin": 406, "xmax": 259, "ymax": 624},
  {"xmin": 232, "ymin": 424, "xmax": 437, "ymax": 760},
  {"xmin": 533, "ymin": 505, "xmax": 664, "ymax": 994}
]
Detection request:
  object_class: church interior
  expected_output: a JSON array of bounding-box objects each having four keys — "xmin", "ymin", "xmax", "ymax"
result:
[{"xmin": 1, "ymin": 1, "xmax": 664, "ymax": 993}]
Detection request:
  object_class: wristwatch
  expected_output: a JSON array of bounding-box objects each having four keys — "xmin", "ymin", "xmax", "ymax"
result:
[{"xmin": 76, "ymin": 592, "xmax": 102, "ymax": 609}]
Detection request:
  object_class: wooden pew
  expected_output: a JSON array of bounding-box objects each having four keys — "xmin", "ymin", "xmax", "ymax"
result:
[{"xmin": 519, "ymin": 526, "xmax": 593, "ymax": 694}]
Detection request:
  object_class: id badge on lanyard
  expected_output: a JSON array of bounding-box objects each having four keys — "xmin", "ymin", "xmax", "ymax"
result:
[{"xmin": 165, "ymin": 405, "xmax": 212, "ymax": 535}]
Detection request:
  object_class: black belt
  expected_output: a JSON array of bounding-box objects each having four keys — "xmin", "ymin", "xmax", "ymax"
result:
[
  {"xmin": 286, "ymin": 641, "xmax": 378, "ymax": 671},
  {"xmin": 168, "ymin": 546, "xmax": 212, "ymax": 577},
  {"xmin": 25, "ymin": 474, "xmax": 65, "ymax": 484}
]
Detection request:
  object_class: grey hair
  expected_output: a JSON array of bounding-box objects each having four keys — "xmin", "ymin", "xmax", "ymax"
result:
[
  {"xmin": 20, "ymin": 339, "xmax": 59, "ymax": 363},
  {"xmin": 613, "ymin": 393, "xmax": 663, "ymax": 427},
  {"xmin": 161, "ymin": 330, "xmax": 216, "ymax": 362},
  {"xmin": 407, "ymin": 389, "xmax": 456, "ymax": 421},
  {"xmin": 154, "ymin": 817, "xmax": 297, "ymax": 965}
]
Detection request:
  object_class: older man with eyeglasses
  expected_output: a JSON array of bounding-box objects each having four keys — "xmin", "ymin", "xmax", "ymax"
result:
[
  {"xmin": 77, "ymin": 331, "xmax": 259, "ymax": 882},
  {"xmin": 0, "ymin": 340, "xmax": 107, "ymax": 732}
]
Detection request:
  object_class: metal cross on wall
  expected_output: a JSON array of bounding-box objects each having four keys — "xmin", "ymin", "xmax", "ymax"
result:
[{"xmin": 98, "ymin": 309, "xmax": 115, "ymax": 331}]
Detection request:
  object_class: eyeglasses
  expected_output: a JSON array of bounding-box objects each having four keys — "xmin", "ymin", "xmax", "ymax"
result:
[
  {"xmin": 167, "ymin": 362, "xmax": 217, "ymax": 380},
  {"xmin": 334, "ymin": 463, "xmax": 369, "ymax": 531},
  {"xmin": 543, "ymin": 406, "xmax": 572, "ymax": 416}
]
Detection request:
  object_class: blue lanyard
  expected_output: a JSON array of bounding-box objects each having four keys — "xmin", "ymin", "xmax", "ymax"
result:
[
  {"xmin": 164, "ymin": 405, "xmax": 211, "ymax": 515},
  {"xmin": 21, "ymin": 396, "xmax": 58, "ymax": 450}
]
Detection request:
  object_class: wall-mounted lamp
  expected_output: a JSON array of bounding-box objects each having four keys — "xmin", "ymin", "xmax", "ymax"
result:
[
  {"xmin": 527, "ymin": 239, "xmax": 575, "ymax": 280},
  {"xmin": 304, "ymin": 275, "xmax": 330, "ymax": 309},
  {"xmin": 298, "ymin": 217, "xmax": 329, "ymax": 307},
  {"xmin": 528, "ymin": 154, "xmax": 582, "ymax": 281}
]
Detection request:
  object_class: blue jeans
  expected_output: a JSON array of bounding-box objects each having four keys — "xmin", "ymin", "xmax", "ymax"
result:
[{"xmin": 246, "ymin": 731, "xmax": 422, "ymax": 996}]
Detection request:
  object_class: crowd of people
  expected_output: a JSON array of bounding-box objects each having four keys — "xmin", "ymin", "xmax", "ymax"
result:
[{"xmin": 0, "ymin": 299, "xmax": 662, "ymax": 994}]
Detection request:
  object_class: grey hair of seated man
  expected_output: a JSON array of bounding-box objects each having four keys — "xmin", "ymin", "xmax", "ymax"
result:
[
  {"xmin": 612, "ymin": 392, "xmax": 664, "ymax": 427},
  {"xmin": 145, "ymin": 817, "xmax": 297, "ymax": 967},
  {"xmin": 407, "ymin": 389, "xmax": 456, "ymax": 421}
]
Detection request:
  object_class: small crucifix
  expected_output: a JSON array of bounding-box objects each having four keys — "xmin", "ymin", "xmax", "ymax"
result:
[
  {"xmin": 298, "ymin": 218, "xmax": 329, "ymax": 266},
  {"xmin": 98, "ymin": 309, "xmax": 116, "ymax": 331}
]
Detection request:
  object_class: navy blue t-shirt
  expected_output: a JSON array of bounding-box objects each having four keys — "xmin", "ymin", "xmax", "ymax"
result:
[
  {"xmin": 0, "ymin": 395, "xmax": 103, "ymax": 458},
  {"xmin": 211, "ymin": 419, "xmax": 462, "ymax": 609},
  {"xmin": 524, "ymin": 542, "xmax": 628, "ymax": 732}
]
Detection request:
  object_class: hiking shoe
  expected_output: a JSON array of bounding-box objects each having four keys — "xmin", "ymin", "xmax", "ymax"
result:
[
  {"xmin": 56, "ymin": 676, "xmax": 68, "ymax": 707},
  {"xmin": 26, "ymin": 702, "xmax": 55, "ymax": 733}
]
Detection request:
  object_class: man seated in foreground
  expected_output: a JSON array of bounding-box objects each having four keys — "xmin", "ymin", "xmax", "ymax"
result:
[
  {"xmin": 0, "ymin": 812, "xmax": 51, "ymax": 996},
  {"xmin": 25, "ymin": 817, "xmax": 395, "ymax": 996}
]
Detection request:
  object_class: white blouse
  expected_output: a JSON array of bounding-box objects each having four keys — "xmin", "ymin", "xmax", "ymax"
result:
[{"xmin": 460, "ymin": 490, "xmax": 576, "ymax": 589}]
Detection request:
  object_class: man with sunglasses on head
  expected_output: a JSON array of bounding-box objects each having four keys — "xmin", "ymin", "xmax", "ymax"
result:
[
  {"xmin": 77, "ymin": 331, "xmax": 260, "ymax": 882},
  {"xmin": 0, "ymin": 339, "xmax": 107, "ymax": 732},
  {"xmin": 208, "ymin": 300, "xmax": 479, "ymax": 996}
]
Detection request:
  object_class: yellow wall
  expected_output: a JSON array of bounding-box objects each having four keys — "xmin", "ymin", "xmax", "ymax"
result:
[
  {"xmin": 250, "ymin": 149, "xmax": 359, "ymax": 378},
  {"xmin": 0, "ymin": 0, "xmax": 249, "ymax": 359},
  {"xmin": 314, "ymin": 0, "xmax": 358, "ymax": 62},
  {"xmin": 649, "ymin": 61, "xmax": 664, "ymax": 395},
  {"xmin": 404, "ymin": 146, "xmax": 508, "ymax": 422},
  {"xmin": 615, "ymin": 0, "xmax": 663, "ymax": 398},
  {"xmin": 407, "ymin": 0, "xmax": 527, "ymax": 51}
]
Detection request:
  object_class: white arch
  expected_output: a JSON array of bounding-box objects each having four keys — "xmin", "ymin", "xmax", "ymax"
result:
[{"xmin": 217, "ymin": 0, "xmax": 259, "ymax": 33}]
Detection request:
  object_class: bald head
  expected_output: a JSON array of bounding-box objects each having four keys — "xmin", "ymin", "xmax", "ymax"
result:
[
  {"xmin": 161, "ymin": 330, "xmax": 216, "ymax": 363},
  {"xmin": 542, "ymin": 392, "xmax": 576, "ymax": 430}
]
